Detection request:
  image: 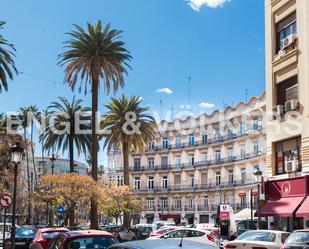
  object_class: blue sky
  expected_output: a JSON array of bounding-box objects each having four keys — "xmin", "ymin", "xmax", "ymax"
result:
[{"xmin": 0, "ymin": 0, "xmax": 265, "ymax": 164}]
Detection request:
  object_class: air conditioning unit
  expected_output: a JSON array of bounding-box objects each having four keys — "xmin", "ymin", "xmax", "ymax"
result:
[
  {"xmin": 272, "ymin": 105, "xmax": 284, "ymax": 116},
  {"xmin": 285, "ymin": 99, "xmax": 299, "ymax": 112},
  {"xmin": 282, "ymin": 34, "xmax": 297, "ymax": 50},
  {"xmin": 286, "ymin": 160, "xmax": 299, "ymax": 173}
]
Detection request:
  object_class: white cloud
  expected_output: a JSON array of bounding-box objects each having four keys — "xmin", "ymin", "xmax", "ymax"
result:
[
  {"xmin": 156, "ymin": 88, "xmax": 173, "ymax": 95},
  {"xmin": 187, "ymin": 0, "xmax": 231, "ymax": 11},
  {"xmin": 198, "ymin": 101, "xmax": 215, "ymax": 109}
]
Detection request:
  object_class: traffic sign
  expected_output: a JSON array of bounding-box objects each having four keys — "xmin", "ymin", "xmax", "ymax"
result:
[
  {"xmin": 57, "ymin": 206, "xmax": 64, "ymax": 213},
  {"xmin": 0, "ymin": 194, "xmax": 13, "ymax": 209}
]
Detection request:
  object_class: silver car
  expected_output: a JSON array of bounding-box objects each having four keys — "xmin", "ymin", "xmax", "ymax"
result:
[{"xmin": 108, "ymin": 239, "xmax": 219, "ymax": 249}]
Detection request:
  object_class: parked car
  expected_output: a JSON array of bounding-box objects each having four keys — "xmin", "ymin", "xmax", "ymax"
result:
[
  {"xmin": 103, "ymin": 226, "xmax": 137, "ymax": 242},
  {"xmin": 47, "ymin": 230, "xmax": 118, "ymax": 249},
  {"xmin": 149, "ymin": 226, "xmax": 177, "ymax": 237},
  {"xmin": 236, "ymin": 220, "xmax": 268, "ymax": 234},
  {"xmin": 281, "ymin": 230, "xmax": 309, "ymax": 249},
  {"xmin": 30, "ymin": 227, "xmax": 69, "ymax": 249},
  {"xmin": 152, "ymin": 221, "xmax": 175, "ymax": 230},
  {"xmin": 0, "ymin": 223, "xmax": 20, "ymax": 248},
  {"xmin": 108, "ymin": 239, "xmax": 219, "ymax": 249},
  {"xmin": 134, "ymin": 224, "xmax": 154, "ymax": 239},
  {"xmin": 4, "ymin": 226, "xmax": 37, "ymax": 249},
  {"xmin": 147, "ymin": 228, "xmax": 219, "ymax": 247},
  {"xmin": 224, "ymin": 230, "xmax": 290, "ymax": 249}
]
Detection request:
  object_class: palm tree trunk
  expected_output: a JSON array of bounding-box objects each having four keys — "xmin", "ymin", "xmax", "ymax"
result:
[
  {"xmin": 69, "ymin": 136, "xmax": 74, "ymax": 173},
  {"xmin": 90, "ymin": 77, "xmax": 99, "ymax": 229},
  {"xmin": 123, "ymin": 141, "xmax": 131, "ymax": 227},
  {"xmin": 24, "ymin": 128, "xmax": 32, "ymax": 225},
  {"xmin": 30, "ymin": 120, "xmax": 37, "ymax": 187}
]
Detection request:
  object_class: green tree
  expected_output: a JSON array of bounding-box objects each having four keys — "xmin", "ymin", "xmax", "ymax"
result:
[
  {"xmin": 101, "ymin": 94, "xmax": 157, "ymax": 227},
  {"xmin": 59, "ymin": 20, "xmax": 131, "ymax": 229},
  {"xmin": 0, "ymin": 21, "xmax": 17, "ymax": 92},
  {"xmin": 41, "ymin": 96, "xmax": 91, "ymax": 173}
]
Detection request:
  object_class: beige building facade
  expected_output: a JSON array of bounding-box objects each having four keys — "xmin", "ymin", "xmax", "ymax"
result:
[
  {"xmin": 263, "ymin": 0, "xmax": 309, "ymax": 230},
  {"xmin": 107, "ymin": 93, "xmax": 266, "ymax": 225}
]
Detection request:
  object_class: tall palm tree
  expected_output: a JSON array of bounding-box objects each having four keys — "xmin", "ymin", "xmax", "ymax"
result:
[
  {"xmin": 101, "ymin": 94, "xmax": 157, "ymax": 227},
  {"xmin": 18, "ymin": 107, "xmax": 33, "ymax": 224},
  {"xmin": 41, "ymin": 96, "xmax": 91, "ymax": 173},
  {"xmin": 0, "ymin": 21, "xmax": 17, "ymax": 92},
  {"xmin": 59, "ymin": 20, "xmax": 131, "ymax": 229}
]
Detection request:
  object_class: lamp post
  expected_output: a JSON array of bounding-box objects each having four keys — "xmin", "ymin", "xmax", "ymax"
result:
[
  {"xmin": 48, "ymin": 153, "xmax": 58, "ymax": 226},
  {"xmin": 254, "ymin": 167, "xmax": 263, "ymax": 230},
  {"xmin": 10, "ymin": 143, "xmax": 24, "ymax": 249}
]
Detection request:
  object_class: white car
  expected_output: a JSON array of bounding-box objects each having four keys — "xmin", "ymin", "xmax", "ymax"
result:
[
  {"xmin": 224, "ymin": 230, "xmax": 290, "ymax": 249},
  {"xmin": 147, "ymin": 228, "xmax": 219, "ymax": 247}
]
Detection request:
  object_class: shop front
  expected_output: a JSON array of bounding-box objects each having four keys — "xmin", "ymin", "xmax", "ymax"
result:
[
  {"xmin": 158, "ymin": 213, "xmax": 181, "ymax": 225},
  {"xmin": 260, "ymin": 176, "xmax": 309, "ymax": 231}
]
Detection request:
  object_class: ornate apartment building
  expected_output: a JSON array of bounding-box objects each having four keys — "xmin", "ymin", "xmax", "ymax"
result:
[
  {"xmin": 261, "ymin": 0, "xmax": 309, "ymax": 230},
  {"xmin": 107, "ymin": 93, "xmax": 266, "ymax": 225}
]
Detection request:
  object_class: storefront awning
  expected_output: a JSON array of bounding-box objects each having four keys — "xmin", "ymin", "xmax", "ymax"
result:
[
  {"xmin": 159, "ymin": 213, "xmax": 180, "ymax": 219},
  {"xmin": 296, "ymin": 197, "xmax": 309, "ymax": 217},
  {"xmin": 260, "ymin": 196, "xmax": 305, "ymax": 217}
]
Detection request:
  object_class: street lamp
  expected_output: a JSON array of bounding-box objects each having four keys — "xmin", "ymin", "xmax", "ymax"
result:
[
  {"xmin": 254, "ymin": 167, "xmax": 263, "ymax": 230},
  {"xmin": 10, "ymin": 143, "xmax": 24, "ymax": 249},
  {"xmin": 48, "ymin": 153, "xmax": 59, "ymax": 226}
]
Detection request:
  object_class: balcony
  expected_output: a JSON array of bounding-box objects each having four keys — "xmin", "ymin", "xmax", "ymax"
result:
[
  {"xmin": 138, "ymin": 129, "xmax": 264, "ymax": 155},
  {"xmin": 130, "ymin": 151, "xmax": 265, "ymax": 173},
  {"xmin": 132, "ymin": 179, "xmax": 257, "ymax": 194},
  {"xmin": 184, "ymin": 206, "xmax": 195, "ymax": 211}
]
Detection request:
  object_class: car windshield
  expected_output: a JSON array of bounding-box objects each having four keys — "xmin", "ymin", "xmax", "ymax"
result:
[
  {"xmin": 16, "ymin": 228, "xmax": 36, "ymax": 236},
  {"xmin": 67, "ymin": 237, "xmax": 118, "ymax": 249},
  {"xmin": 237, "ymin": 231, "xmax": 276, "ymax": 242},
  {"xmin": 285, "ymin": 232, "xmax": 309, "ymax": 244}
]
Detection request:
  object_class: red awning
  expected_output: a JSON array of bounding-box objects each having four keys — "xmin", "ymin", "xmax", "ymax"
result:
[
  {"xmin": 159, "ymin": 214, "xmax": 180, "ymax": 219},
  {"xmin": 296, "ymin": 197, "xmax": 309, "ymax": 217},
  {"xmin": 260, "ymin": 196, "xmax": 305, "ymax": 217}
]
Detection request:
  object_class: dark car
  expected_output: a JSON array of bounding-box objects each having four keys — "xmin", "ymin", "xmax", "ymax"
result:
[
  {"xmin": 4, "ymin": 227, "xmax": 37, "ymax": 249},
  {"xmin": 48, "ymin": 230, "xmax": 118, "ymax": 249},
  {"xmin": 282, "ymin": 230, "xmax": 309, "ymax": 249}
]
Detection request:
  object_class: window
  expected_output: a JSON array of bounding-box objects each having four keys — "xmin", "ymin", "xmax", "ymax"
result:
[
  {"xmin": 228, "ymin": 148, "xmax": 234, "ymax": 161},
  {"xmin": 240, "ymin": 147, "xmax": 246, "ymax": 159},
  {"xmin": 215, "ymin": 150, "xmax": 221, "ymax": 164},
  {"xmin": 134, "ymin": 158, "xmax": 141, "ymax": 170},
  {"xmin": 162, "ymin": 137, "xmax": 169, "ymax": 149},
  {"xmin": 202, "ymin": 153, "xmax": 208, "ymax": 162},
  {"xmin": 189, "ymin": 155, "xmax": 195, "ymax": 166},
  {"xmin": 275, "ymin": 136, "xmax": 301, "ymax": 174},
  {"xmin": 148, "ymin": 141, "xmax": 155, "ymax": 150},
  {"xmin": 174, "ymin": 198, "xmax": 182, "ymax": 209},
  {"xmin": 148, "ymin": 176, "xmax": 154, "ymax": 190},
  {"xmin": 175, "ymin": 156, "xmax": 181, "ymax": 168},
  {"xmin": 253, "ymin": 144, "xmax": 259, "ymax": 156},
  {"xmin": 147, "ymin": 198, "xmax": 155, "ymax": 209},
  {"xmin": 117, "ymin": 175, "xmax": 124, "ymax": 186},
  {"xmin": 215, "ymin": 196, "xmax": 221, "ymax": 206},
  {"xmin": 188, "ymin": 198, "xmax": 195, "ymax": 209},
  {"xmin": 240, "ymin": 122, "xmax": 246, "ymax": 135},
  {"xmin": 161, "ymin": 156, "xmax": 168, "ymax": 169},
  {"xmin": 203, "ymin": 196, "xmax": 209, "ymax": 208},
  {"xmin": 228, "ymin": 169, "xmax": 234, "ymax": 185},
  {"xmin": 68, "ymin": 238, "xmax": 117, "ymax": 249},
  {"xmin": 189, "ymin": 174, "xmax": 194, "ymax": 188},
  {"xmin": 174, "ymin": 175, "xmax": 181, "ymax": 188},
  {"xmin": 215, "ymin": 129, "xmax": 221, "ymax": 141},
  {"xmin": 162, "ymin": 176, "xmax": 168, "ymax": 189},
  {"xmin": 148, "ymin": 157, "xmax": 155, "ymax": 169},
  {"xmin": 276, "ymin": 75, "xmax": 298, "ymax": 106},
  {"xmin": 240, "ymin": 195, "xmax": 247, "ymax": 206},
  {"xmin": 201, "ymin": 173, "xmax": 208, "ymax": 186},
  {"xmin": 216, "ymin": 172, "xmax": 221, "ymax": 186},
  {"xmin": 241, "ymin": 168, "xmax": 246, "ymax": 183},
  {"xmin": 175, "ymin": 136, "xmax": 182, "ymax": 148},
  {"xmin": 253, "ymin": 117, "xmax": 259, "ymax": 131},
  {"xmin": 202, "ymin": 132, "xmax": 208, "ymax": 144},
  {"xmin": 134, "ymin": 177, "xmax": 140, "ymax": 190},
  {"xmin": 228, "ymin": 127, "xmax": 234, "ymax": 139},
  {"xmin": 161, "ymin": 197, "xmax": 168, "ymax": 208},
  {"xmin": 276, "ymin": 12, "xmax": 297, "ymax": 53},
  {"xmin": 189, "ymin": 134, "xmax": 195, "ymax": 146}
]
